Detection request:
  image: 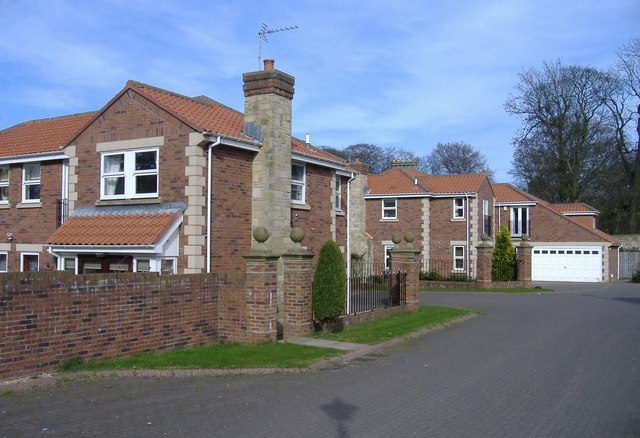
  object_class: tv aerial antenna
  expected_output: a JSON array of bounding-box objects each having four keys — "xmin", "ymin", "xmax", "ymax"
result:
[{"xmin": 258, "ymin": 23, "xmax": 299, "ymax": 68}]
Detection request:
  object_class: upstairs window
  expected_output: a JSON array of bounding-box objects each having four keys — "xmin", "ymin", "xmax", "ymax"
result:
[
  {"xmin": 101, "ymin": 149, "xmax": 158, "ymax": 199},
  {"xmin": 22, "ymin": 163, "xmax": 40, "ymax": 202},
  {"xmin": 0, "ymin": 252, "xmax": 7, "ymax": 272},
  {"xmin": 382, "ymin": 198, "xmax": 397, "ymax": 220},
  {"xmin": 453, "ymin": 198, "xmax": 465, "ymax": 219},
  {"xmin": 335, "ymin": 175, "xmax": 342, "ymax": 211},
  {"xmin": 0, "ymin": 165, "xmax": 8, "ymax": 203},
  {"xmin": 510, "ymin": 207, "xmax": 529, "ymax": 237},
  {"xmin": 291, "ymin": 163, "xmax": 306, "ymax": 204}
]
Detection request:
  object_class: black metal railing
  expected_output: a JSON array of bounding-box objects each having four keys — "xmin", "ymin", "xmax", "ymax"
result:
[
  {"xmin": 56, "ymin": 198, "xmax": 69, "ymax": 227},
  {"xmin": 420, "ymin": 259, "xmax": 471, "ymax": 282},
  {"xmin": 346, "ymin": 262, "xmax": 406, "ymax": 315}
]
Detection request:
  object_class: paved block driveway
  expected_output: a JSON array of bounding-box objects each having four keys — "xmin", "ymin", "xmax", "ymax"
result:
[{"xmin": 2, "ymin": 282, "xmax": 639, "ymax": 437}]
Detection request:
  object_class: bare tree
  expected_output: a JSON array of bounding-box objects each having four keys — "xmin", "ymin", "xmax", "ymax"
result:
[
  {"xmin": 423, "ymin": 142, "xmax": 493, "ymax": 178},
  {"xmin": 603, "ymin": 39, "xmax": 640, "ymax": 233},
  {"xmin": 505, "ymin": 61, "xmax": 619, "ymax": 204}
]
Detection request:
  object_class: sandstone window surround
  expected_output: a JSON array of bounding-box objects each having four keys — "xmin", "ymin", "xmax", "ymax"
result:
[
  {"xmin": 22, "ymin": 162, "xmax": 40, "ymax": 203},
  {"xmin": 100, "ymin": 148, "xmax": 159, "ymax": 200},
  {"xmin": 381, "ymin": 198, "xmax": 397, "ymax": 220},
  {"xmin": 453, "ymin": 197, "xmax": 465, "ymax": 219},
  {"xmin": 291, "ymin": 162, "xmax": 306, "ymax": 205}
]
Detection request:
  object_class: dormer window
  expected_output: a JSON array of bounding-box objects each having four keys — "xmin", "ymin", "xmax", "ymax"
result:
[{"xmin": 101, "ymin": 149, "xmax": 158, "ymax": 199}]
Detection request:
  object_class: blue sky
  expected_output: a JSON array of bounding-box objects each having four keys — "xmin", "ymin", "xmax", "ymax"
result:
[{"xmin": 1, "ymin": 0, "xmax": 638, "ymax": 183}]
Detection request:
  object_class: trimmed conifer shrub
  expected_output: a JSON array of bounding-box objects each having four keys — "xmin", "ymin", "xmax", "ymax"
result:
[
  {"xmin": 312, "ymin": 240, "xmax": 347, "ymax": 331},
  {"xmin": 492, "ymin": 225, "xmax": 517, "ymax": 281}
]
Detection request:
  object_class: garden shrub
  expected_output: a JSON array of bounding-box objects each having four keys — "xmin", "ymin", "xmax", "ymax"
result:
[
  {"xmin": 312, "ymin": 240, "xmax": 347, "ymax": 331},
  {"xmin": 492, "ymin": 225, "xmax": 517, "ymax": 281},
  {"xmin": 632, "ymin": 267, "xmax": 640, "ymax": 283}
]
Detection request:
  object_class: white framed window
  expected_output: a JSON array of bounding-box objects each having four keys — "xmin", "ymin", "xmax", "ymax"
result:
[
  {"xmin": 0, "ymin": 252, "xmax": 7, "ymax": 272},
  {"xmin": 22, "ymin": 163, "xmax": 40, "ymax": 202},
  {"xmin": 382, "ymin": 198, "xmax": 397, "ymax": 220},
  {"xmin": 161, "ymin": 258, "xmax": 176, "ymax": 275},
  {"xmin": 62, "ymin": 257, "xmax": 76, "ymax": 273},
  {"xmin": 291, "ymin": 162, "xmax": 306, "ymax": 204},
  {"xmin": 101, "ymin": 148, "xmax": 158, "ymax": 199},
  {"xmin": 135, "ymin": 259, "xmax": 151, "ymax": 273},
  {"xmin": 21, "ymin": 253, "xmax": 39, "ymax": 272},
  {"xmin": 335, "ymin": 175, "xmax": 342, "ymax": 211},
  {"xmin": 510, "ymin": 207, "xmax": 529, "ymax": 236},
  {"xmin": 453, "ymin": 246, "xmax": 465, "ymax": 271},
  {"xmin": 384, "ymin": 244, "xmax": 394, "ymax": 270},
  {"xmin": 453, "ymin": 198, "xmax": 465, "ymax": 219},
  {"xmin": 0, "ymin": 165, "xmax": 9, "ymax": 203}
]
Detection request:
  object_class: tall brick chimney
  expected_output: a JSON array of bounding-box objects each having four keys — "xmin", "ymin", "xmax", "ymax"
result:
[{"xmin": 243, "ymin": 59, "xmax": 295, "ymax": 253}]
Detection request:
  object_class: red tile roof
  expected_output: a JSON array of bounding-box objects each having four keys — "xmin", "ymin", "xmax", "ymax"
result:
[
  {"xmin": 552, "ymin": 203, "xmax": 599, "ymax": 215},
  {"xmin": 75, "ymin": 81, "xmax": 346, "ymax": 166},
  {"xmin": 127, "ymin": 81, "xmax": 253, "ymax": 142},
  {"xmin": 47, "ymin": 212, "xmax": 182, "ymax": 246},
  {"xmin": 0, "ymin": 112, "xmax": 96, "ymax": 158},
  {"xmin": 367, "ymin": 167, "xmax": 488, "ymax": 196},
  {"xmin": 493, "ymin": 183, "xmax": 535, "ymax": 203}
]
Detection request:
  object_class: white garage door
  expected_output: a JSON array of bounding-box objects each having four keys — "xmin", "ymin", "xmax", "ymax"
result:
[{"xmin": 532, "ymin": 247, "xmax": 602, "ymax": 282}]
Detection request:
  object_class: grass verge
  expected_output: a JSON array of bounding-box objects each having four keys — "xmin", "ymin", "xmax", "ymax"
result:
[
  {"xmin": 60, "ymin": 305, "xmax": 474, "ymax": 373},
  {"xmin": 312, "ymin": 305, "xmax": 476, "ymax": 345}
]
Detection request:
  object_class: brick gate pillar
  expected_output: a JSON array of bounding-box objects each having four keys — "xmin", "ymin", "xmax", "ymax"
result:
[
  {"xmin": 517, "ymin": 240, "xmax": 532, "ymax": 288},
  {"xmin": 390, "ymin": 233, "xmax": 422, "ymax": 312},
  {"xmin": 282, "ymin": 228, "xmax": 314, "ymax": 339},
  {"xmin": 476, "ymin": 241, "xmax": 494, "ymax": 289},
  {"xmin": 243, "ymin": 227, "xmax": 279, "ymax": 343}
]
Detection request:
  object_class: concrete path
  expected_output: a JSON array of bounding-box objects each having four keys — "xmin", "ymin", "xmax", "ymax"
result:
[
  {"xmin": 1, "ymin": 281, "xmax": 639, "ymax": 437},
  {"xmin": 285, "ymin": 336, "xmax": 369, "ymax": 351}
]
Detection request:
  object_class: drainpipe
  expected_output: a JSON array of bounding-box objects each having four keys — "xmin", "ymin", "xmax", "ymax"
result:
[
  {"xmin": 465, "ymin": 193, "xmax": 470, "ymax": 276},
  {"xmin": 206, "ymin": 135, "xmax": 221, "ymax": 273},
  {"xmin": 346, "ymin": 172, "xmax": 355, "ymax": 314}
]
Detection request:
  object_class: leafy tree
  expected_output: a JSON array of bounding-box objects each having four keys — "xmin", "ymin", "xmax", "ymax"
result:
[
  {"xmin": 424, "ymin": 142, "xmax": 493, "ymax": 178},
  {"xmin": 492, "ymin": 225, "xmax": 517, "ymax": 281},
  {"xmin": 312, "ymin": 240, "xmax": 347, "ymax": 331}
]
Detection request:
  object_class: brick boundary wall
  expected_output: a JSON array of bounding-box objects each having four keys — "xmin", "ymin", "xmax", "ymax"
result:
[{"xmin": 0, "ymin": 271, "xmax": 244, "ymax": 380}]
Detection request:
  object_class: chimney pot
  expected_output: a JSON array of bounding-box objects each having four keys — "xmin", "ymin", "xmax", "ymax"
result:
[{"xmin": 264, "ymin": 59, "xmax": 275, "ymax": 71}]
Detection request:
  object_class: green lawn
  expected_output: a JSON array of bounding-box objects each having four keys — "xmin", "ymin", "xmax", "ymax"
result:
[
  {"xmin": 313, "ymin": 305, "xmax": 475, "ymax": 344},
  {"xmin": 60, "ymin": 305, "xmax": 474, "ymax": 373}
]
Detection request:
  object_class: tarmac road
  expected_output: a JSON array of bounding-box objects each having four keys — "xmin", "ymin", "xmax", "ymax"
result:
[{"xmin": 1, "ymin": 281, "xmax": 639, "ymax": 437}]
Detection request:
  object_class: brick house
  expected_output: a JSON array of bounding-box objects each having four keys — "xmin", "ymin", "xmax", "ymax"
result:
[
  {"xmin": 0, "ymin": 113, "xmax": 95, "ymax": 273},
  {"xmin": 1, "ymin": 60, "xmax": 350, "ymax": 275},
  {"xmin": 493, "ymin": 183, "xmax": 620, "ymax": 282},
  {"xmin": 359, "ymin": 162, "xmax": 495, "ymax": 278}
]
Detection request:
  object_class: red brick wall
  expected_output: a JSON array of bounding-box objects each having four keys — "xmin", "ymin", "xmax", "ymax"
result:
[
  {"xmin": 0, "ymin": 161, "xmax": 63, "ymax": 271},
  {"xmin": 496, "ymin": 204, "xmax": 607, "ymax": 243},
  {"xmin": 365, "ymin": 197, "xmax": 423, "ymax": 266},
  {"xmin": 73, "ymin": 91, "xmax": 191, "ymax": 207},
  {"xmin": 429, "ymin": 197, "xmax": 468, "ymax": 261},
  {"xmin": 291, "ymin": 165, "xmax": 341, "ymax": 267},
  {"xmin": 210, "ymin": 146, "xmax": 254, "ymax": 273},
  {"xmin": 0, "ymin": 271, "xmax": 247, "ymax": 380}
]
